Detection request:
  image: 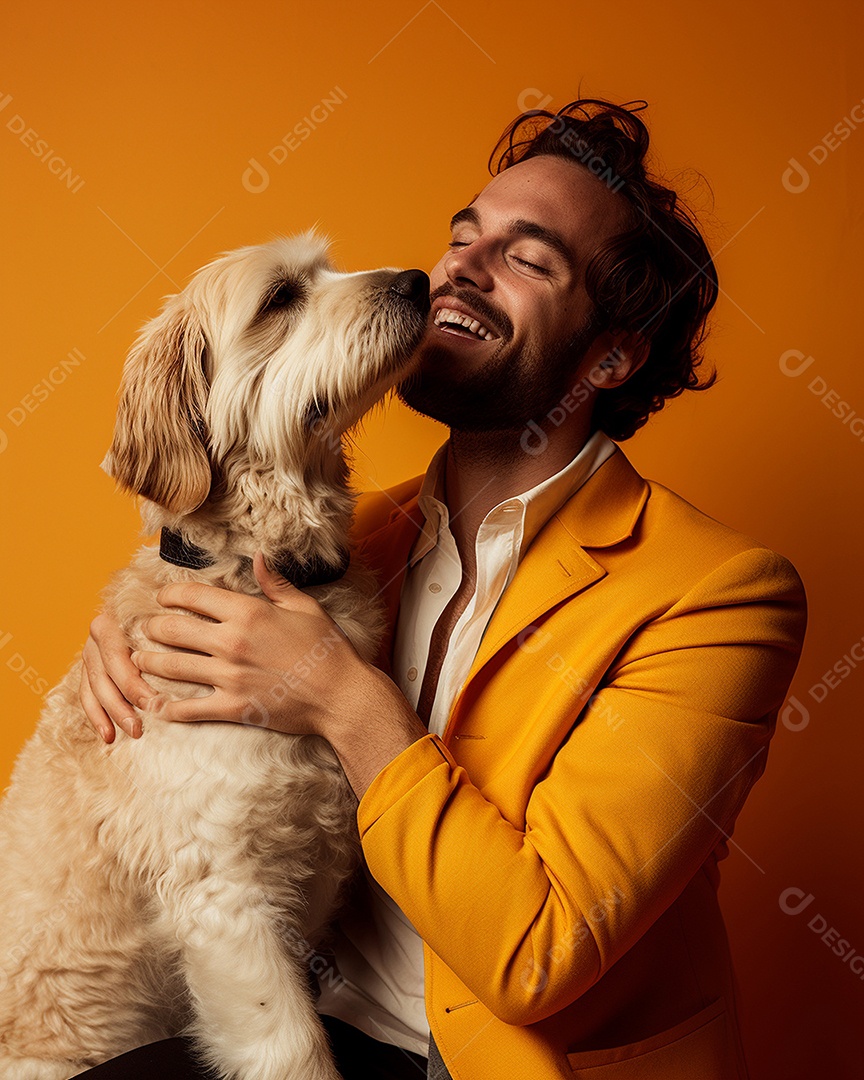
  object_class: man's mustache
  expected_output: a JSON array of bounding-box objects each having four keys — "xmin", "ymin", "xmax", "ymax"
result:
[{"xmin": 430, "ymin": 284, "xmax": 514, "ymax": 342}]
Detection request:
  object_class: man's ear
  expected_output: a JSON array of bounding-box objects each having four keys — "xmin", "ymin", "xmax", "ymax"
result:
[{"xmin": 583, "ymin": 329, "xmax": 649, "ymax": 390}]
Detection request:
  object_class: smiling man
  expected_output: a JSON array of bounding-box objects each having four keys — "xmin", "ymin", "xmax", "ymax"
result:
[
  {"xmin": 78, "ymin": 99, "xmax": 807, "ymax": 1080},
  {"xmin": 400, "ymin": 155, "xmax": 634, "ymax": 444}
]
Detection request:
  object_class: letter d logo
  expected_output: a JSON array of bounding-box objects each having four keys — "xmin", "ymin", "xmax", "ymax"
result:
[
  {"xmin": 242, "ymin": 158, "xmax": 270, "ymax": 194},
  {"xmin": 241, "ymin": 699, "xmax": 270, "ymax": 727},
  {"xmin": 517, "ymin": 88, "xmax": 553, "ymax": 113},
  {"xmin": 519, "ymin": 957, "xmax": 548, "ymax": 993},
  {"xmin": 779, "ymin": 886, "xmax": 815, "ymax": 916},
  {"xmin": 780, "ymin": 694, "xmax": 810, "ymax": 731},
  {"xmin": 781, "ymin": 157, "xmax": 810, "ymax": 193},
  {"xmin": 520, "ymin": 419, "xmax": 548, "ymax": 457},
  {"xmin": 516, "ymin": 624, "xmax": 552, "ymax": 654},
  {"xmin": 779, "ymin": 350, "xmax": 816, "ymax": 378}
]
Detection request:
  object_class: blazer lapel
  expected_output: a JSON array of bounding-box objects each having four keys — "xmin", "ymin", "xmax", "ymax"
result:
[
  {"xmin": 354, "ymin": 446, "xmax": 649, "ymax": 690},
  {"xmin": 456, "ymin": 446, "xmax": 650, "ymax": 694}
]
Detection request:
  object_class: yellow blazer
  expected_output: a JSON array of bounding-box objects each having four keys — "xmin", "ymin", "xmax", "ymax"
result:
[{"xmin": 350, "ymin": 443, "xmax": 807, "ymax": 1080}]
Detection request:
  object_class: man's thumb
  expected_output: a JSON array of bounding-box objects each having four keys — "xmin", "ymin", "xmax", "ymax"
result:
[{"xmin": 252, "ymin": 550, "xmax": 297, "ymax": 603}]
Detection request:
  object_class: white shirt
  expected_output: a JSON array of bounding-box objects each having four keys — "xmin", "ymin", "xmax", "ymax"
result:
[{"xmin": 316, "ymin": 429, "xmax": 618, "ymax": 1054}]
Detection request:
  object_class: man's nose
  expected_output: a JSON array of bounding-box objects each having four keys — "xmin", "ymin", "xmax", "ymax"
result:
[{"xmin": 445, "ymin": 240, "xmax": 494, "ymax": 291}]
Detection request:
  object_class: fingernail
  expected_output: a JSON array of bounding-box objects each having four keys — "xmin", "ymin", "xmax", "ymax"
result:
[
  {"xmin": 122, "ymin": 717, "xmax": 142, "ymax": 739},
  {"xmin": 130, "ymin": 651, "xmax": 140, "ymax": 666}
]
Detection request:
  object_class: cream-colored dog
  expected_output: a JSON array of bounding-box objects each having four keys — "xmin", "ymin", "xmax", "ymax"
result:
[{"xmin": 0, "ymin": 233, "xmax": 430, "ymax": 1080}]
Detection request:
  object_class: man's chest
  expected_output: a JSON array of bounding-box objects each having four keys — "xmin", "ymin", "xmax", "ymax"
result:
[{"xmin": 415, "ymin": 578, "xmax": 476, "ymax": 725}]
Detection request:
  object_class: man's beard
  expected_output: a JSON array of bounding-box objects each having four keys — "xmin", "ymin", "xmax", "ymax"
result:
[{"xmin": 396, "ymin": 309, "xmax": 604, "ymax": 434}]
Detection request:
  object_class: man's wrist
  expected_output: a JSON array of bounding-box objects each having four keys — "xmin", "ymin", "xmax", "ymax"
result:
[{"xmin": 325, "ymin": 660, "xmax": 429, "ymax": 801}]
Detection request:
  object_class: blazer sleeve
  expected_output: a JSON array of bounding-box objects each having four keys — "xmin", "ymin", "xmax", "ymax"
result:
[{"xmin": 355, "ymin": 546, "xmax": 808, "ymax": 1026}]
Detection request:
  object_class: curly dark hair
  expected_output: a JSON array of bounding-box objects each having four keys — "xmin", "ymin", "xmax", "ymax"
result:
[{"xmin": 489, "ymin": 98, "xmax": 718, "ymax": 441}]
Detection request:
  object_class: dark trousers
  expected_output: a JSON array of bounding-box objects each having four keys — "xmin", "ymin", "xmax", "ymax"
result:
[{"xmin": 75, "ymin": 1015, "xmax": 431, "ymax": 1079}]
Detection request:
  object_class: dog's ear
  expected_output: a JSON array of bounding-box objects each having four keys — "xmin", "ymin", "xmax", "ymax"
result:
[{"xmin": 101, "ymin": 293, "xmax": 212, "ymax": 515}]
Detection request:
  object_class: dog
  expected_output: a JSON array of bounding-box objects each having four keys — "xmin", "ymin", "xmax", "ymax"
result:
[{"xmin": 0, "ymin": 232, "xmax": 430, "ymax": 1080}]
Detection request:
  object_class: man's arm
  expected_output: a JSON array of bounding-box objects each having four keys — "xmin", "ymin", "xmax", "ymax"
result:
[{"xmin": 346, "ymin": 547, "xmax": 807, "ymax": 1026}]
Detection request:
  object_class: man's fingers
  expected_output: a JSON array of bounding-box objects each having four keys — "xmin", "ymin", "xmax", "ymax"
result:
[
  {"xmin": 79, "ymin": 664, "xmax": 118, "ymax": 743},
  {"xmin": 155, "ymin": 581, "xmax": 250, "ymax": 622},
  {"xmin": 86, "ymin": 664, "xmax": 143, "ymax": 740},
  {"xmin": 155, "ymin": 577, "xmax": 313, "ymax": 622},
  {"xmin": 130, "ymin": 648, "xmax": 219, "ymax": 687},
  {"xmin": 88, "ymin": 617, "xmax": 157, "ymax": 710},
  {"xmin": 154, "ymin": 692, "xmax": 228, "ymax": 725},
  {"xmin": 82, "ymin": 636, "xmax": 144, "ymax": 740},
  {"xmin": 143, "ymin": 614, "xmax": 218, "ymax": 656}
]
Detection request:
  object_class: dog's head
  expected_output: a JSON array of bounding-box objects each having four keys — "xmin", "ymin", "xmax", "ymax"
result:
[{"xmin": 101, "ymin": 231, "xmax": 430, "ymax": 516}]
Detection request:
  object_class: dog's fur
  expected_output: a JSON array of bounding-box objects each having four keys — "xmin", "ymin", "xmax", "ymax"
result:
[{"xmin": 0, "ymin": 233, "xmax": 429, "ymax": 1080}]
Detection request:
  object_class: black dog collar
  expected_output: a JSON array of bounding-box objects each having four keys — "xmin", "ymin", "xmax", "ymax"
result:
[
  {"xmin": 159, "ymin": 527, "xmax": 214, "ymax": 570},
  {"xmin": 159, "ymin": 527, "xmax": 350, "ymax": 588}
]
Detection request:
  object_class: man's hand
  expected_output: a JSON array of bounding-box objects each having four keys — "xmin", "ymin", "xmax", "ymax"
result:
[
  {"xmin": 81, "ymin": 612, "xmax": 160, "ymax": 743},
  {"xmin": 132, "ymin": 552, "xmax": 364, "ymax": 737},
  {"xmin": 81, "ymin": 551, "xmax": 430, "ymax": 798}
]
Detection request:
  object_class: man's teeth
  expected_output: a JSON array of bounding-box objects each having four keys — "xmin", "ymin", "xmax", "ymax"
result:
[{"xmin": 434, "ymin": 307, "xmax": 496, "ymax": 340}]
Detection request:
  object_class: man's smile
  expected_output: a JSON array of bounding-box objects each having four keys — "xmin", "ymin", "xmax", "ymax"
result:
[
  {"xmin": 430, "ymin": 295, "xmax": 504, "ymax": 344},
  {"xmin": 433, "ymin": 307, "xmax": 499, "ymax": 342}
]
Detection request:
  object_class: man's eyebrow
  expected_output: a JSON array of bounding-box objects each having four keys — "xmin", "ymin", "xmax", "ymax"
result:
[
  {"xmin": 449, "ymin": 206, "xmax": 480, "ymax": 231},
  {"xmin": 448, "ymin": 207, "xmax": 576, "ymax": 269}
]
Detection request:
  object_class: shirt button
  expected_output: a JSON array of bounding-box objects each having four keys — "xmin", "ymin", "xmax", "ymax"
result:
[
  {"xmin": 428, "ymin": 582, "xmax": 442, "ymax": 594},
  {"xmin": 407, "ymin": 667, "xmax": 418, "ymax": 681}
]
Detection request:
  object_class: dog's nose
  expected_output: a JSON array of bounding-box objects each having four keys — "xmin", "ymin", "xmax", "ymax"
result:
[{"xmin": 390, "ymin": 269, "xmax": 430, "ymax": 311}]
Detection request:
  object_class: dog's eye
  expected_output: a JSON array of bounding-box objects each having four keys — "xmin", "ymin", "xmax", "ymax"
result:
[
  {"xmin": 261, "ymin": 280, "xmax": 301, "ymax": 312},
  {"xmin": 304, "ymin": 399, "xmax": 329, "ymax": 428}
]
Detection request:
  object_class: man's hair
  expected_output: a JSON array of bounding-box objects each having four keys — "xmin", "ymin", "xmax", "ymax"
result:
[{"xmin": 489, "ymin": 98, "xmax": 718, "ymax": 441}]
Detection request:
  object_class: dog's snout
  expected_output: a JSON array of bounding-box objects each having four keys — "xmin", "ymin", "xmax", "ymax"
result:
[{"xmin": 389, "ymin": 269, "xmax": 430, "ymax": 312}]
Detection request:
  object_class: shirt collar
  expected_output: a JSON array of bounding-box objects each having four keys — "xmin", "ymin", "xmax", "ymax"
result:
[
  {"xmin": 412, "ymin": 442, "xmax": 450, "ymax": 567},
  {"xmin": 409, "ymin": 429, "xmax": 618, "ymax": 567}
]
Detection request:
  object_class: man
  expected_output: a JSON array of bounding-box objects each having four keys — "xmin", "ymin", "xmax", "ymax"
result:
[{"xmin": 79, "ymin": 99, "xmax": 807, "ymax": 1079}]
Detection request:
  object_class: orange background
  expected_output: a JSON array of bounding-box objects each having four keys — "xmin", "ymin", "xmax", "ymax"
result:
[{"xmin": 1, "ymin": 1, "xmax": 862, "ymax": 1075}]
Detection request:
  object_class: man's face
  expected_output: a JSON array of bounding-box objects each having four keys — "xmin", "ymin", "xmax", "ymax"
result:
[{"xmin": 397, "ymin": 154, "xmax": 632, "ymax": 432}]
